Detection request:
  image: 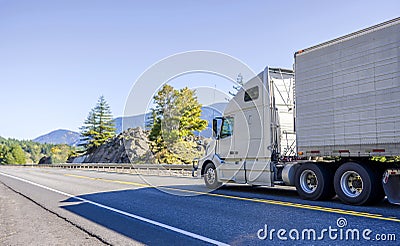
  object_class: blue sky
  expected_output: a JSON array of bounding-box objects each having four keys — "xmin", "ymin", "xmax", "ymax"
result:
[{"xmin": 0, "ymin": 0, "xmax": 399, "ymax": 139}]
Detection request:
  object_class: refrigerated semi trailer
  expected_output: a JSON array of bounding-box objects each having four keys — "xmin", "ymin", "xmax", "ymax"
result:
[{"xmin": 194, "ymin": 17, "xmax": 400, "ymax": 205}]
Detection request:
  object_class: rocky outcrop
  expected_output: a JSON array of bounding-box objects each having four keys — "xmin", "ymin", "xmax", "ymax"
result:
[{"xmin": 82, "ymin": 127, "xmax": 153, "ymax": 163}]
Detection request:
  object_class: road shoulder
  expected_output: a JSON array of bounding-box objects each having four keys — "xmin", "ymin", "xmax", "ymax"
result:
[{"xmin": 0, "ymin": 181, "xmax": 107, "ymax": 246}]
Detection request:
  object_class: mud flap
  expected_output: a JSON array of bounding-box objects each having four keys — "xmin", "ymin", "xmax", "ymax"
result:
[{"xmin": 382, "ymin": 169, "xmax": 400, "ymax": 205}]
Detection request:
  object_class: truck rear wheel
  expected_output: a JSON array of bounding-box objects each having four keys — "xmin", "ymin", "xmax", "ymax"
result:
[
  {"xmin": 204, "ymin": 163, "xmax": 222, "ymax": 189},
  {"xmin": 334, "ymin": 162, "xmax": 384, "ymax": 205},
  {"xmin": 294, "ymin": 163, "xmax": 335, "ymax": 200}
]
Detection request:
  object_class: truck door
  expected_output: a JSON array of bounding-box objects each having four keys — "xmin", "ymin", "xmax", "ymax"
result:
[
  {"xmin": 216, "ymin": 116, "xmax": 234, "ymax": 159},
  {"xmin": 217, "ymin": 116, "xmax": 246, "ymax": 183}
]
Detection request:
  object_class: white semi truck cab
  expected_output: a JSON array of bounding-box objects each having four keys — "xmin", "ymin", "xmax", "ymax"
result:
[{"xmin": 194, "ymin": 17, "xmax": 400, "ymax": 205}]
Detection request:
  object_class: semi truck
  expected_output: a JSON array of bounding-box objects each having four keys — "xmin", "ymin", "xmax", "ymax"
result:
[{"xmin": 193, "ymin": 17, "xmax": 400, "ymax": 205}]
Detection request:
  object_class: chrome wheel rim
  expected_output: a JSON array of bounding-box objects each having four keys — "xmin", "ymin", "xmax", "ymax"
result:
[
  {"xmin": 299, "ymin": 169, "xmax": 318, "ymax": 194},
  {"xmin": 206, "ymin": 167, "xmax": 216, "ymax": 185},
  {"xmin": 340, "ymin": 171, "xmax": 363, "ymax": 198}
]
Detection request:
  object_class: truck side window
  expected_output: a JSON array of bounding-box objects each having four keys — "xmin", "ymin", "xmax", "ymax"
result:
[
  {"xmin": 220, "ymin": 117, "xmax": 234, "ymax": 138},
  {"xmin": 244, "ymin": 86, "xmax": 259, "ymax": 102}
]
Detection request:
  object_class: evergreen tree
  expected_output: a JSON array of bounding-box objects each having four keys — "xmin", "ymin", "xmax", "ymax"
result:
[
  {"xmin": 80, "ymin": 95, "xmax": 116, "ymax": 152},
  {"xmin": 175, "ymin": 87, "xmax": 207, "ymax": 137},
  {"xmin": 149, "ymin": 85, "xmax": 179, "ymax": 143},
  {"xmin": 149, "ymin": 85, "xmax": 207, "ymax": 163}
]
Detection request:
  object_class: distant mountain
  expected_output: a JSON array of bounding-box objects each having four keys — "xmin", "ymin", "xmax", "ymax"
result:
[
  {"xmin": 114, "ymin": 102, "xmax": 228, "ymax": 137},
  {"xmin": 33, "ymin": 129, "xmax": 81, "ymax": 146},
  {"xmin": 114, "ymin": 113, "xmax": 151, "ymax": 134}
]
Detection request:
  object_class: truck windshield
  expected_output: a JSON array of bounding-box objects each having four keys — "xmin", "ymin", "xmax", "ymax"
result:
[{"xmin": 220, "ymin": 117, "xmax": 234, "ymax": 138}]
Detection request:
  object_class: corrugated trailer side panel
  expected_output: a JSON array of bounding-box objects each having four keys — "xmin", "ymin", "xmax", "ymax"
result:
[{"xmin": 295, "ymin": 18, "xmax": 400, "ymax": 157}]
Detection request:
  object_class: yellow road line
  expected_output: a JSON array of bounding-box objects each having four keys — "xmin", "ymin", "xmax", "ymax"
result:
[{"xmin": 64, "ymin": 173, "xmax": 400, "ymax": 223}]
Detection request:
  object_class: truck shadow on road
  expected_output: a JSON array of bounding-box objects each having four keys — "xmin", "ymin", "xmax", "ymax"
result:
[{"xmin": 60, "ymin": 187, "xmax": 210, "ymax": 245}]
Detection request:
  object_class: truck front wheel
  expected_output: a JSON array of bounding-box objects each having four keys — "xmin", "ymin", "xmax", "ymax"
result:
[
  {"xmin": 334, "ymin": 162, "xmax": 384, "ymax": 205},
  {"xmin": 294, "ymin": 163, "xmax": 335, "ymax": 200},
  {"xmin": 204, "ymin": 163, "xmax": 222, "ymax": 189}
]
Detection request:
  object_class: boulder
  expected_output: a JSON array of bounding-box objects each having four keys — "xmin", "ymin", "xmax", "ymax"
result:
[
  {"xmin": 38, "ymin": 156, "xmax": 52, "ymax": 164},
  {"xmin": 83, "ymin": 127, "xmax": 152, "ymax": 163}
]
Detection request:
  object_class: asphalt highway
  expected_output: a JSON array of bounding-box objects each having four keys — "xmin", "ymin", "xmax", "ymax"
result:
[{"xmin": 0, "ymin": 166, "xmax": 399, "ymax": 245}]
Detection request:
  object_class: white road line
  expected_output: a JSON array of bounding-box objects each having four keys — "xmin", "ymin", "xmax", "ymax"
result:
[{"xmin": 0, "ymin": 171, "xmax": 229, "ymax": 246}]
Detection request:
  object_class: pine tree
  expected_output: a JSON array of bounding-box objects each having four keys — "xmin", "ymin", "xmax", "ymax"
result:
[
  {"xmin": 148, "ymin": 85, "xmax": 207, "ymax": 163},
  {"xmin": 80, "ymin": 96, "xmax": 116, "ymax": 152},
  {"xmin": 149, "ymin": 85, "xmax": 179, "ymax": 144},
  {"xmin": 175, "ymin": 87, "xmax": 207, "ymax": 137}
]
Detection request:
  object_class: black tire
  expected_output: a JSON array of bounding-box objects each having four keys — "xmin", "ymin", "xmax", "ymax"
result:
[
  {"xmin": 203, "ymin": 163, "xmax": 222, "ymax": 189},
  {"xmin": 334, "ymin": 162, "xmax": 384, "ymax": 205},
  {"xmin": 294, "ymin": 163, "xmax": 335, "ymax": 200}
]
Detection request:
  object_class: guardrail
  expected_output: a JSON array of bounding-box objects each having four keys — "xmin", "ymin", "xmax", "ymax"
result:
[{"xmin": 19, "ymin": 163, "xmax": 197, "ymax": 177}]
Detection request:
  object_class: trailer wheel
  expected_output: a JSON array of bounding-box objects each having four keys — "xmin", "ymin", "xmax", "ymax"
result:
[
  {"xmin": 334, "ymin": 162, "xmax": 384, "ymax": 205},
  {"xmin": 204, "ymin": 163, "xmax": 222, "ymax": 189},
  {"xmin": 294, "ymin": 163, "xmax": 335, "ymax": 200}
]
